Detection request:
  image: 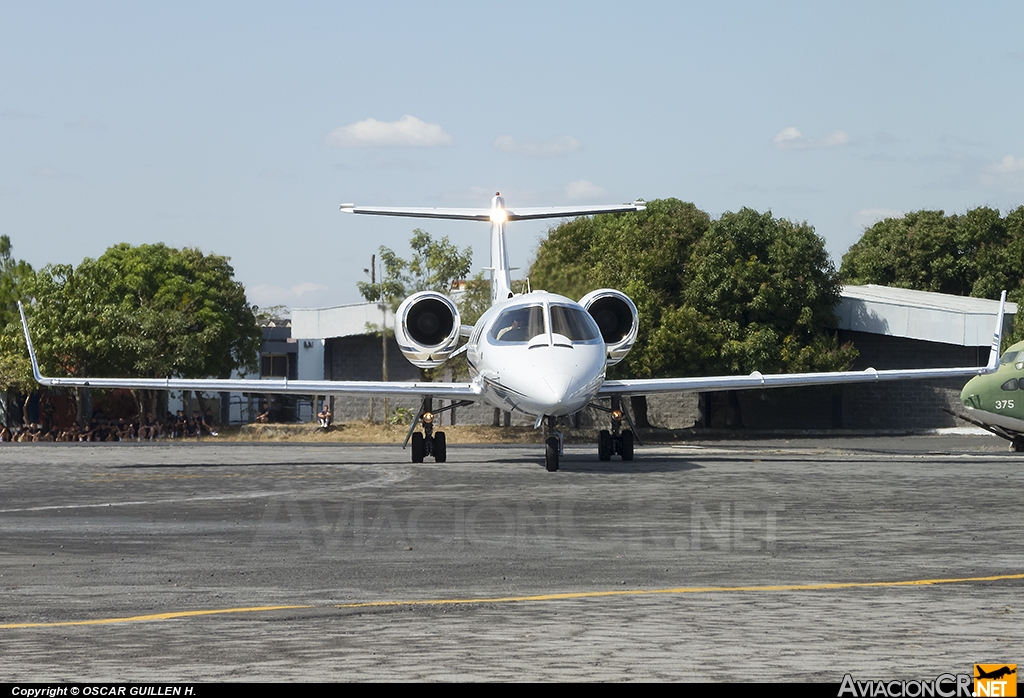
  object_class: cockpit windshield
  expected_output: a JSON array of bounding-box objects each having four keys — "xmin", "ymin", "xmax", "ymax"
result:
[
  {"xmin": 489, "ymin": 305, "xmax": 546, "ymax": 343},
  {"xmin": 1000, "ymin": 350, "xmax": 1022, "ymax": 365},
  {"xmin": 550, "ymin": 305, "xmax": 601, "ymax": 341}
]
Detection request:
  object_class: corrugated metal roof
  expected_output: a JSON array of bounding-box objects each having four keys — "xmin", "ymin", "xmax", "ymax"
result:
[
  {"xmin": 291, "ymin": 301, "xmax": 396, "ymax": 339},
  {"xmin": 841, "ymin": 284, "xmax": 1016, "ymax": 313},
  {"xmin": 837, "ymin": 285, "xmax": 1017, "ymax": 346}
]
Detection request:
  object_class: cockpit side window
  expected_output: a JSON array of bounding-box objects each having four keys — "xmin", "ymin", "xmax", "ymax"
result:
[
  {"xmin": 550, "ymin": 305, "xmax": 601, "ymax": 342},
  {"xmin": 1001, "ymin": 378, "xmax": 1019, "ymax": 391},
  {"xmin": 489, "ymin": 306, "xmax": 546, "ymax": 343}
]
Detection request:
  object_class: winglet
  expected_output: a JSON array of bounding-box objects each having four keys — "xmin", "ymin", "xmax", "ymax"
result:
[
  {"xmin": 985, "ymin": 290, "xmax": 1008, "ymax": 373},
  {"xmin": 17, "ymin": 301, "xmax": 45, "ymax": 384}
]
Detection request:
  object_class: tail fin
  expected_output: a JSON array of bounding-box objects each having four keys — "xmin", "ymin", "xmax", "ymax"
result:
[{"xmin": 985, "ymin": 290, "xmax": 1008, "ymax": 373}]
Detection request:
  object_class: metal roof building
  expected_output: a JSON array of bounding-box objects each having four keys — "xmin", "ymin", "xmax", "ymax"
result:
[{"xmin": 836, "ymin": 284, "xmax": 1016, "ymax": 347}]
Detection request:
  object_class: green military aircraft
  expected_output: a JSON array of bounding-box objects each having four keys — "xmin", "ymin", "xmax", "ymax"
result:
[{"xmin": 957, "ymin": 338, "xmax": 1024, "ymax": 451}]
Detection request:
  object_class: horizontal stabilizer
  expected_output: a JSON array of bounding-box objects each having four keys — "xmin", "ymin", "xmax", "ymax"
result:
[{"xmin": 340, "ymin": 201, "xmax": 646, "ymax": 222}]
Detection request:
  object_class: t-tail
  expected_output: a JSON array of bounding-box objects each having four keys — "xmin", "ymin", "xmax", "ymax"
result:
[{"xmin": 340, "ymin": 195, "xmax": 647, "ymax": 308}]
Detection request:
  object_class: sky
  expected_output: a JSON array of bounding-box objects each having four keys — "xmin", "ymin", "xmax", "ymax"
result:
[{"xmin": 3, "ymin": 1, "xmax": 1024, "ymax": 312}]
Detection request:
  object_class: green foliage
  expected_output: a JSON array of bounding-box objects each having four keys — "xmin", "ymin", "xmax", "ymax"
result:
[
  {"xmin": 358, "ymin": 229, "xmax": 473, "ymax": 310},
  {"xmin": 684, "ymin": 208, "xmax": 853, "ymax": 374},
  {"xmin": 0, "ymin": 350, "xmax": 34, "ymax": 395},
  {"xmin": 255, "ymin": 304, "xmax": 290, "ymax": 327},
  {"xmin": 24, "ymin": 243, "xmax": 260, "ymax": 380},
  {"xmin": 841, "ymin": 206, "xmax": 1024, "ymax": 343},
  {"xmin": 0, "ymin": 237, "xmax": 37, "ymax": 393},
  {"xmin": 530, "ymin": 200, "xmax": 854, "ymax": 379},
  {"xmin": 455, "ymin": 272, "xmax": 491, "ymax": 326},
  {"xmin": 388, "ymin": 406, "xmax": 414, "ymax": 426},
  {"xmin": 0, "ymin": 235, "xmax": 34, "ymax": 332}
]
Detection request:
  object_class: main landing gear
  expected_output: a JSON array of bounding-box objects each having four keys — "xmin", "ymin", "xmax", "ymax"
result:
[
  {"xmin": 594, "ymin": 396, "xmax": 635, "ymax": 462},
  {"xmin": 405, "ymin": 397, "xmax": 474, "ymax": 463}
]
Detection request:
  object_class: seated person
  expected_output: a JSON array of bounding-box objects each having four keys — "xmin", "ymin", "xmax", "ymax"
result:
[
  {"xmin": 317, "ymin": 402, "xmax": 332, "ymax": 429},
  {"xmin": 255, "ymin": 402, "xmax": 271, "ymax": 424}
]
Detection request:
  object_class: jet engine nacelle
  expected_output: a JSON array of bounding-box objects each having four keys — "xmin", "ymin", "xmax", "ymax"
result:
[
  {"xmin": 579, "ymin": 289, "xmax": 639, "ymax": 366},
  {"xmin": 394, "ymin": 291, "xmax": 462, "ymax": 369}
]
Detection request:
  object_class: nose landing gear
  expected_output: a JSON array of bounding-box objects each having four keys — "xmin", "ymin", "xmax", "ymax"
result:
[{"xmin": 543, "ymin": 415, "xmax": 563, "ymax": 472}]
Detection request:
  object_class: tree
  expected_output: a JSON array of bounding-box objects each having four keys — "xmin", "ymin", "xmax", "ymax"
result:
[
  {"xmin": 0, "ymin": 235, "xmax": 34, "ymax": 331},
  {"xmin": 0, "ymin": 237, "xmax": 37, "ymax": 424},
  {"xmin": 356, "ymin": 229, "xmax": 474, "ymax": 415},
  {"xmin": 682, "ymin": 208, "xmax": 854, "ymax": 376},
  {"xmin": 531, "ymin": 201, "xmax": 855, "ymax": 426},
  {"xmin": 22, "ymin": 243, "xmax": 261, "ymax": 420},
  {"xmin": 358, "ymin": 228, "xmax": 473, "ymax": 309},
  {"xmin": 530, "ymin": 198, "xmax": 711, "ymax": 380},
  {"xmin": 255, "ymin": 305, "xmax": 290, "ymax": 327},
  {"xmin": 454, "ymin": 272, "xmax": 491, "ymax": 326},
  {"xmin": 840, "ymin": 206, "xmax": 1024, "ymax": 343}
]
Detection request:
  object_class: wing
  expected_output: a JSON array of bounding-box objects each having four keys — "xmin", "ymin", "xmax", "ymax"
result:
[
  {"xmin": 340, "ymin": 202, "xmax": 646, "ymax": 222},
  {"xmin": 18, "ymin": 304, "xmax": 479, "ymax": 401},
  {"xmin": 599, "ymin": 365, "xmax": 993, "ymax": 396},
  {"xmin": 600, "ymin": 291, "xmax": 1007, "ymax": 396}
]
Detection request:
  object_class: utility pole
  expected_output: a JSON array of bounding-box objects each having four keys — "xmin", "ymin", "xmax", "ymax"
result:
[
  {"xmin": 367, "ymin": 255, "xmax": 375, "ymax": 423},
  {"xmin": 381, "ymin": 257, "xmax": 389, "ymax": 422}
]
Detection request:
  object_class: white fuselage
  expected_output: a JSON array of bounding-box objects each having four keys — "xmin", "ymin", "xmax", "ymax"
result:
[{"xmin": 465, "ymin": 291, "xmax": 608, "ymax": 417}]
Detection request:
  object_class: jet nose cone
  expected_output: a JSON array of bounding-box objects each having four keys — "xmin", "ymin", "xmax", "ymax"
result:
[
  {"xmin": 961, "ymin": 376, "xmax": 982, "ymax": 409},
  {"xmin": 535, "ymin": 373, "xmax": 573, "ymax": 408}
]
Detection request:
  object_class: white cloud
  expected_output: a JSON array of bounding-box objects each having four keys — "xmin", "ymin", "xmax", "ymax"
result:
[
  {"xmin": 249, "ymin": 282, "xmax": 331, "ymax": 308},
  {"xmin": 977, "ymin": 154, "xmax": 1024, "ymax": 193},
  {"xmin": 773, "ymin": 127, "xmax": 850, "ymax": 151},
  {"xmin": 325, "ymin": 115, "xmax": 452, "ymax": 147},
  {"xmin": 564, "ymin": 180, "xmax": 609, "ymax": 200},
  {"xmin": 853, "ymin": 208, "xmax": 905, "ymax": 227},
  {"xmin": 493, "ymin": 134, "xmax": 582, "ymax": 158},
  {"xmin": 989, "ymin": 154, "xmax": 1024, "ymax": 174}
]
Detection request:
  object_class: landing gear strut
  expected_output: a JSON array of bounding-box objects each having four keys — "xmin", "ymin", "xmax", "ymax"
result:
[
  {"xmin": 544, "ymin": 415, "xmax": 563, "ymax": 472},
  {"xmin": 405, "ymin": 397, "xmax": 471, "ymax": 463},
  {"xmin": 594, "ymin": 396, "xmax": 636, "ymax": 461}
]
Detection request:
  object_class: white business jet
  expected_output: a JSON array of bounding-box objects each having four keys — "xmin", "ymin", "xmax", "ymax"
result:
[{"xmin": 19, "ymin": 193, "xmax": 1007, "ymax": 471}]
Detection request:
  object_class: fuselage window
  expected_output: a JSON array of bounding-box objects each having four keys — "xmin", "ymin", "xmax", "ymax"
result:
[
  {"xmin": 489, "ymin": 305, "xmax": 546, "ymax": 343},
  {"xmin": 1001, "ymin": 378, "xmax": 1019, "ymax": 391},
  {"xmin": 550, "ymin": 305, "xmax": 601, "ymax": 342}
]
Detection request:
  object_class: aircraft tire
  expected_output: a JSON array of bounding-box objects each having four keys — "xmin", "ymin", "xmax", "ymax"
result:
[
  {"xmin": 598, "ymin": 430, "xmax": 612, "ymax": 461},
  {"xmin": 411, "ymin": 432, "xmax": 425, "ymax": 463},
  {"xmin": 1011, "ymin": 437, "xmax": 1024, "ymax": 453},
  {"xmin": 434, "ymin": 431, "xmax": 447, "ymax": 462},
  {"xmin": 545, "ymin": 436, "xmax": 559, "ymax": 472},
  {"xmin": 621, "ymin": 429, "xmax": 634, "ymax": 461}
]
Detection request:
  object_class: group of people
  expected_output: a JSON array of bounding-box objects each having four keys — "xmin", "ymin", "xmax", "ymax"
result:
[{"xmin": 0, "ymin": 409, "xmax": 219, "ymax": 443}]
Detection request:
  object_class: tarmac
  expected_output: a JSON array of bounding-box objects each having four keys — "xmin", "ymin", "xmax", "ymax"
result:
[{"xmin": 1, "ymin": 434, "xmax": 1022, "ymax": 682}]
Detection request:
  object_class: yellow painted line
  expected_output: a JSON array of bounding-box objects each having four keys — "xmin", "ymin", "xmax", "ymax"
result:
[
  {"xmin": 335, "ymin": 572, "xmax": 1024, "ymax": 608},
  {"xmin": 4, "ymin": 572, "xmax": 1022, "ymax": 629},
  {"xmin": 0, "ymin": 605, "xmax": 312, "ymax": 629}
]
